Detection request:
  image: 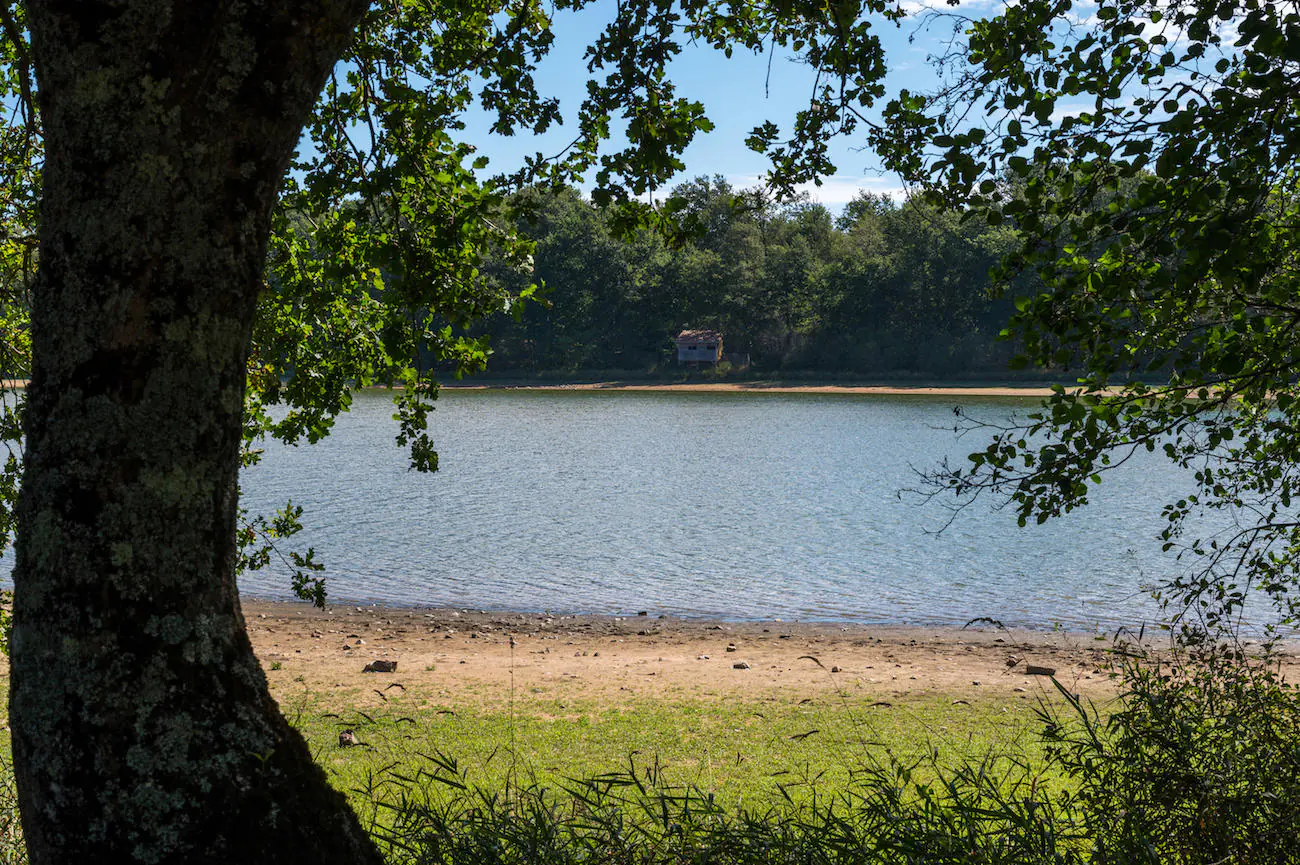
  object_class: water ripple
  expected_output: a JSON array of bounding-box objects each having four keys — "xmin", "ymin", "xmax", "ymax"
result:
[{"xmin": 236, "ymin": 389, "xmax": 1190, "ymax": 629}]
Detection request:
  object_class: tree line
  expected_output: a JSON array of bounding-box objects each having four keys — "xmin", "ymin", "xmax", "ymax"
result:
[{"xmin": 473, "ymin": 176, "xmax": 1030, "ymax": 378}]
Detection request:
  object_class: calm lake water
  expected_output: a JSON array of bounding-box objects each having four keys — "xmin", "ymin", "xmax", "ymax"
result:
[{"xmin": 237, "ymin": 388, "xmax": 1191, "ymax": 630}]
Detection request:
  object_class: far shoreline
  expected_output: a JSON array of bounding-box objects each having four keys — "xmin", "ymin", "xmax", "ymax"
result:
[
  {"xmin": 2, "ymin": 378, "xmax": 1086, "ymax": 398},
  {"xmin": 442, "ymin": 380, "xmax": 1067, "ymax": 397}
]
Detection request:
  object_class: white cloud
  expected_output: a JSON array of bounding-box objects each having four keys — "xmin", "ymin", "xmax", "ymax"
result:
[
  {"xmin": 797, "ymin": 175, "xmax": 909, "ymax": 205},
  {"xmin": 898, "ymin": 0, "xmax": 1002, "ymax": 18},
  {"xmin": 1048, "ymin": 102, "xmax": 1097, "ymax": 124},
  {"xmin": 727, "ymin": 173, "xmax": 909, "ymax": 207}
]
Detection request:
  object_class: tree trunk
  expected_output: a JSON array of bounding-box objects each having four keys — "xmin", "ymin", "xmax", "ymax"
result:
[{"xmin": 12, "ymin": 3, "xmax": 380, "ymax": 862}]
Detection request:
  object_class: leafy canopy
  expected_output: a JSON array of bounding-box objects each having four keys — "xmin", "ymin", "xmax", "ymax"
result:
[
  {"xmin": 0, "ymin": 0, "xmax": 900, "ymax": 600},
  {"xmin": 877, "ymin": 0, "xmax": 1300, "ymax": 636}
]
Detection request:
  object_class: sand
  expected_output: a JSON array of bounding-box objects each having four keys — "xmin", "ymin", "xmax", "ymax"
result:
[
  {"xmin": 242, "ymin": 599, "xmax": 1206, "ymax": 713},
  {"xmin": 445, "ymin": 382, "xmax": 1063, "ymax": 397}
]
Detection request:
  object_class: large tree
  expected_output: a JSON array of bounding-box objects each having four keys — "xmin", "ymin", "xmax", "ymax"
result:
[
  {"xmin": 14, "ymin": 4, "xmax": 382, "ymax": 862},
  {"xmin": 2, "ymin": 0, "xmax": 896, "ymax": 861}
]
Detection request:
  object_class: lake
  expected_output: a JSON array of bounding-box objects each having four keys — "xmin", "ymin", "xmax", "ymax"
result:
[{"xmin": 237, "ymin": 388, "xmax": 1189, "ymax": 630}]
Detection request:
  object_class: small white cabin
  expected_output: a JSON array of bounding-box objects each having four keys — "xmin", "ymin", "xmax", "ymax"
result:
[{"xmin": 676, "ymin": 329, "xmax": 723, "ymax": 364}]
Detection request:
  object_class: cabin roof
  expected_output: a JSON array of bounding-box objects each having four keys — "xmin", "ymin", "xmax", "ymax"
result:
[{"xmin": 676, "ymin": 329, "xmax": 722, "ymax": 344}]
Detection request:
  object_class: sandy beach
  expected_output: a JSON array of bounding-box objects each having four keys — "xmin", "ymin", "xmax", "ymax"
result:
[
  {"xmin": 446, "ymin": 381, "xmax": 1063, "ymax": 397},
  {"xmin": 242, "ymin": 599, "xmax": 1231, "ymax": 714}
]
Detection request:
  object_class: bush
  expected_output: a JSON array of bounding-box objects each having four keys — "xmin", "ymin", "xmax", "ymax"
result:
[{"xmin": 1043, "ymin": 636, "xmax": 1300, "ymax": 865}]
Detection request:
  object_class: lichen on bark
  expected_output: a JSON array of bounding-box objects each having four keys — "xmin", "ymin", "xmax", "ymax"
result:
[{"xmin": 11, "ymin": 3, "xmax": 380, "ymax": 863}]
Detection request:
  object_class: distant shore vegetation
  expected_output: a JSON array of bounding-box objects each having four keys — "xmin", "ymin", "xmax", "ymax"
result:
[{"xmin": 466, "ymin": 177, "xmax": 1033, "ymax": 380}]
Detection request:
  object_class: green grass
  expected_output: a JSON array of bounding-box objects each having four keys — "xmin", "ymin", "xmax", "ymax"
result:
[
  {"xmin": 0, "ymin": 670, "xmax": 1062, "ymax": 809},
  {"xmin": 285, "ymin": 692, "xmax": 1057, "ymax": 808},
  {"xmin": 5, "ymin": 657, "xmax": 1294, "ymax": 865},
  {"xmin": 0, "ymin": 682, "xmax": 1066, "ymax": 865}
]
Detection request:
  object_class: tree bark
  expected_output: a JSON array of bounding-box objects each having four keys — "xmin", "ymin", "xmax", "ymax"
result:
[{"xmin": 12, "ymin": 2, "xmax": 380, "ymax": 862}]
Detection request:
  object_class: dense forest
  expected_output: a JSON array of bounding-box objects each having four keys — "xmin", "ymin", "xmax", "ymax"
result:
[{"xmin": 472, "ymin": 176, "xmax": 1030, "ymax": 378}]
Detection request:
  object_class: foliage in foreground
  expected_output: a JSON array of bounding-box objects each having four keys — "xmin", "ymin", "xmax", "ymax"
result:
[
  {"xmin": 880, "ymin": 0, "xmax": 1300, "ymax": 645},
  {"xmin": 337, "ymin": 643, "xmax": 1299, "ymax": 865}
]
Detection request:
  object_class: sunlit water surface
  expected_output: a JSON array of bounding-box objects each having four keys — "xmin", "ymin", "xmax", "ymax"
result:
[{"xmin": 232, "ymin": 389, "xmax": 1201, "ymax": 630}]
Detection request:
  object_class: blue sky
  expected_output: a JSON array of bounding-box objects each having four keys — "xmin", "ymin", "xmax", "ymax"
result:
[
  {"xmin": 458, "ymin": 1, "xmax": 980, "ymax": 211},
  {"xmin": 451, "ymin": 0, "xmax": 1212, "ymax": 215}
]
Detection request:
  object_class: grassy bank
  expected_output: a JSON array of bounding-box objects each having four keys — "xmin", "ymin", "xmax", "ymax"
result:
[
  {"xmin": 293, "ymin": 646, "xmax": 1300, "ymax": 865},
  {"xmin": 290, "ymin": 688, "xmax": 1083, "ymax": 864},
  {"xmin": 288, "ymin": 693, "xmax": 1056, "ymax": 808},
  {"xmin": 0, "ymin": 682, "xmax": 1067, "ymax": 863},
  {"xmin": 3, "ymin": 640, "xmax": 1298, "ymax": 864},
  {"xmin": 3, "ymin": 602, "xmax": 1296, "ymax": 862}
]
